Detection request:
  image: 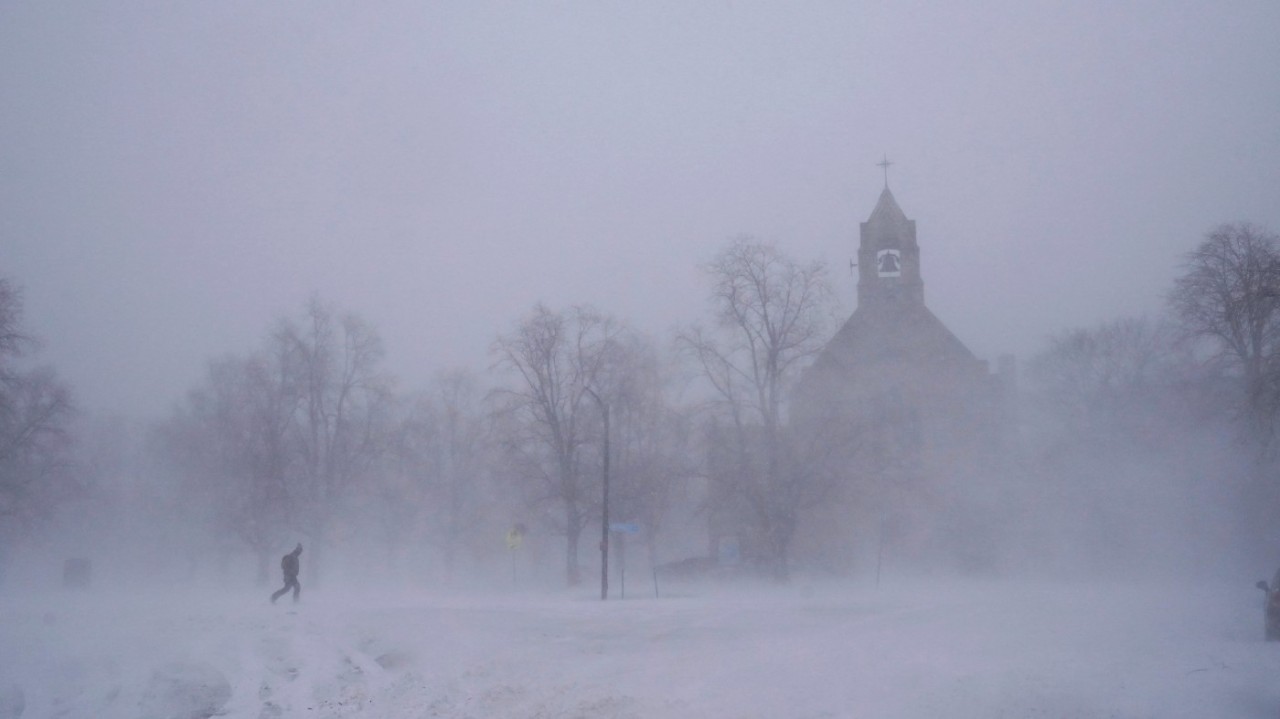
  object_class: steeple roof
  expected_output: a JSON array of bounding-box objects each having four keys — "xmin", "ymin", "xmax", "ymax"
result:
[
  {"xmin": 813, "ymin": 302, "xmax": 980, "ymax": 375},
  {"xmin": 866, "ymin": 187, "xmax": 908, "ymax": 227}
]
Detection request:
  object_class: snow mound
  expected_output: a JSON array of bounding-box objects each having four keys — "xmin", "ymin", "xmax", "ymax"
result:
[{"xmin": 138, "ymin": 661, "xmax": 231, "ymax": 719}]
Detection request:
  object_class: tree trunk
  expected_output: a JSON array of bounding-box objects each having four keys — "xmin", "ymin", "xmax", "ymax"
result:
[
  {"xmin": 767, "ymin": 513, "xmax": 794, "ymax": 583},
  {"xmin": 565, "ymin": 527, "xmax": 581, "ymax": 586}
]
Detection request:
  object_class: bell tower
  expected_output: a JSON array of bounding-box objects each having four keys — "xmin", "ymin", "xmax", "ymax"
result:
[
  {"xmin": 857, "ymin": 185, "xmax": 924, "ymax": 311},
  {"xmin": 793, "ymin": 163, "xmax": 1010, "ymax": 573}
]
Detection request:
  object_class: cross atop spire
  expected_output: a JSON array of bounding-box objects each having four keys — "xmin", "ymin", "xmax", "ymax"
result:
[{"xmin": 876, "ymin": 153, "xmax": 893, "ymax": 189}]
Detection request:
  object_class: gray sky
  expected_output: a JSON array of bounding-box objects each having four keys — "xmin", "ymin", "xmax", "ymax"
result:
[{"xmin": 3, "ymin": 2, "xmax": 1278, "ymax": 419}]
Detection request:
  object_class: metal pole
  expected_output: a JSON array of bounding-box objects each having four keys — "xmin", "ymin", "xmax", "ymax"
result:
[
  {"xmin": 586, "ymin": 387, "xmax": 609, "ymax": 601},
  {"xmin": 875, "ymin": 512, "xmax": 884, "ymax": 588},
  {"xmin": 600, "ymin": 399, "xmax": 610, "ymax": 601},
  {"xmin": 651, "ymin": 544, "xmax": 660, "ymax": 599}
]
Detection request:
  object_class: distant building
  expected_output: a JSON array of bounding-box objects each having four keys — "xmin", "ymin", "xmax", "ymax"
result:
[{"xmin": 792, "ymin": 185, "xmax": 1015, "ymax": 572}]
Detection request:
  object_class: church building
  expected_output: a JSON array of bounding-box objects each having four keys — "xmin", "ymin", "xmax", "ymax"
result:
[{"xmin": 793, "ymin": 180, "xmax": 1014, "ymax": 571}]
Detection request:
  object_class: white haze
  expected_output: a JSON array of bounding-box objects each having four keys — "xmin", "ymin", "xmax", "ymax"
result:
[
  {"xmin": 3, "ymin": 3, "xmax": 1280, "ymax": 717},
  {"xmin": 2, "ymin": 2, "xmax": 1278, "ymax": 419}
]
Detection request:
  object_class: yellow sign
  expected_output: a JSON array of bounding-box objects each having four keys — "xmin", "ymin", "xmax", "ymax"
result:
[{"xmin": 506, "ymin": 527, "xmax": 523, "ymax": 550}]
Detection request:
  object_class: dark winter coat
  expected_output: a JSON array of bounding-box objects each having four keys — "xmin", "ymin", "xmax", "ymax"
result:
[{"xmin": 281, "ymin": 548, "xmax": 301, "ymax": 579}]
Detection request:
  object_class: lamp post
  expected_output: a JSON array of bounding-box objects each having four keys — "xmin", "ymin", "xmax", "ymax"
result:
[{"xmin": 584, "ymin": 386, "xmax": 609, "ymax": 601}]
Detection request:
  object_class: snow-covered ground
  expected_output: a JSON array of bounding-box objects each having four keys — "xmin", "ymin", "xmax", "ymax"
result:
[{"xmin": 3, "ymin": 576, "xmax": 1278, "ymax": 718}]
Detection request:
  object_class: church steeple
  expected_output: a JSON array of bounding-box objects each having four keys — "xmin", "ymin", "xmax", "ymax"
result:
[
  {"xmin": 877, "ymin": 154, "xmax": 894, "ymax": 189},
  {"xmin": 867, "ymin": 186, "xmax": 909, "ymax": 227},
  {"xmin": 857, "ymin": 186, "xmax": 924, "ymax": 311}
]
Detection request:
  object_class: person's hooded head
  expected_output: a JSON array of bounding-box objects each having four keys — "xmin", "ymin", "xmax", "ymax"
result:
[{"xmin": 294, "ymin": 543, "xmax": 303, "ymax": 556}]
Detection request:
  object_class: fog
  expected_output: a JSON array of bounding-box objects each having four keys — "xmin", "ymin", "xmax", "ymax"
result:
[
  {"xmin": 3, "ymin": 3, "xmax": 1280, "ymax": 717},
  {"xmin": 5, "ymin": 2, "xmax": 1278, "ymax": 420}
]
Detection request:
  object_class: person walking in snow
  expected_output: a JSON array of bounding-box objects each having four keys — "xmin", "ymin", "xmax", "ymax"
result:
[{"xmin": 270, "ymin": 543, "xmax": 303, "ymax": 604}]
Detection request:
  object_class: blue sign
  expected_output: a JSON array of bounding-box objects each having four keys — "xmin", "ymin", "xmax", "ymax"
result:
[{"xmin": 609, "ymin": 522, "xmax": 641, "ymax": 534}]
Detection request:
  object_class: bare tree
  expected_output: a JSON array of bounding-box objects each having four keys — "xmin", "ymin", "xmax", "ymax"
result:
[
  {"xmin": 492, "ymin": 304, "xmax": 626, "ymax": 587},
  {"xmin": 0, "ymin": 368, "xmax": 76, "ymax": 531},
  {"xmin": 274, "ymin": 298, "xmax": 393, "ymax": 584},
  {"xmin": 1024, "ymin": 315, "xmax": 1237, "ymax": 573},
  {"xmin": 1169, "ymin": 223, "xmax": 1280, "ymax": 437},
  {"xmin": 155, "ymin": 297, "xmax": 392, "ymax": 585},
  {"xmin": 1169, "ymin": 223, "xmax": 1280, "ymax": 549},
  {"xmin": 595, "ymin": 333, "xmax": 692, "ymax": 589},
  {"xmin": 157, "ymin": 353, "xmax": 298, "ymax": 582},
  {"xmin": 0, "ymin": 279, "xmax": 77, "ymax": 548},
  {"xmin": 1029, "ymin": 316, "xmax": 1190, "ymax": 443},
  {"xmin": 0, "ymin": 280, "xmax": 29, "ymax": 372},
  {"xmin": 385, "ymin": 369, "xmax": 493, "ymax": 580},
  {"xmin": 678, "ymin": 238, "xmax": 834, "ymax": 580},
  {"xmin": 431, "ymin": 370, "xmax": 493, "ymax": 576},
  {"xmin": 379, "ymin": 391, "xmax": 437, "ymax": 571}
]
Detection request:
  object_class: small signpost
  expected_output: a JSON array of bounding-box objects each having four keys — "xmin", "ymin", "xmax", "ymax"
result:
[
  {"xmin": 506, "ymin": 523, "xmax": 526, "ymax": 586},
  {"xmin": 609, "ymin": 522, "xmax": 640, "ymax": 599}
]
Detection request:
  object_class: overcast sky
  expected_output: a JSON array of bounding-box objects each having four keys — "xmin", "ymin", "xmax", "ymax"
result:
[{"xmin": 3, "ymin": 1, "xmax": 1279, "ymax": 420}]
